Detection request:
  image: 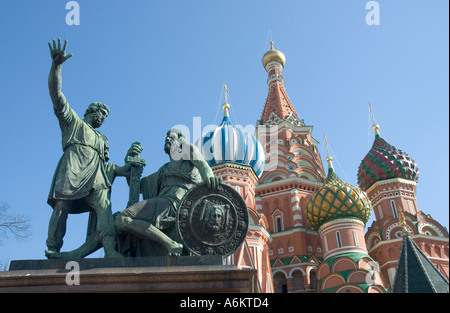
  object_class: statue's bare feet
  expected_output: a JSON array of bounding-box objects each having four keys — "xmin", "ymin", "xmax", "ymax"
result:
[
  {"xmin": 45, "ymin": 249, "xmax": 61, "ymax": 259},
  {"xmin": 167, "ymin": 242, "xmax": 183, "ymax": 256}
]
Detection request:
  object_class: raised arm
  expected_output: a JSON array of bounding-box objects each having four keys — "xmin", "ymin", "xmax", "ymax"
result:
[{"xmin": 48, "ymin": 38, "xmax": 73, "ymax": 111}]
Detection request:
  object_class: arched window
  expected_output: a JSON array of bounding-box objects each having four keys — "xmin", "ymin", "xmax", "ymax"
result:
[
  {"xmin": 378, "ymin": 205, "xmax": 383, "ymax": 219},
  {"xmin": 407, "ymin": 200, "xmax": 414, "ymax": 213},
  {"xmin": 336, "ymin": 231, "xmax": 342, "ymax": 248},
  {"xmin": 353, "ymin": 230, "xmax": 359, "ymax": 247},
  {"xmin": 292, "ymin": 271, "xmax": 305, "ymax": 291},
  {"xmin": 309, "ymin": 270, "xmax": 317, "ymax": 291},
  {"xmin": 275, "ymin": 216, "xmax": 282, "ymax": 232},
  {"xmin": 391, "ymin": 200, "xmax": 398, "ymax": 218},
  {"xmin": 273, "ymin": 272, "xmax": 288, "ymax": 293}
]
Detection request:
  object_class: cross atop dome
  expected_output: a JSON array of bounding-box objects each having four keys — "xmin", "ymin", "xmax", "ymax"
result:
[
  {"xmin": 369, "ymin": 102, "xmax": 381, "ymax": 137},
  {"xmin": 324, "ymin": 134, "xmax": 334, "ymax": 170},
  {"xmin": 222, "ymin": 83, "xmax": 230, "ymax": 117}
]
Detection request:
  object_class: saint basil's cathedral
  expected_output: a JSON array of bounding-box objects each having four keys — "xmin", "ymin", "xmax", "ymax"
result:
[{"xmin": 196, "ymin": 42, "xmax": 449, "ymax": 293}]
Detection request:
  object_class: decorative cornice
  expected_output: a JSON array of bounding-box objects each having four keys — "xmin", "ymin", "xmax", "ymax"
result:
[
  {"xmin": 270, "ymin": 226, "xmax": 319, "ymax": 238},
  {"xmin": 318, "ymin": 218, "xmax": 365, "ymax": 234},
  {"xmin": 248, "ymin": 224, "xmax": 272, "ymax": 242},
  {"xmin": 257, "ymin": 120, "xmax": 313, "ymax": 135},
  {"xmin": 365, "ymin": 177, "xmax": 416, "ymax": 195},
  {"xmin": 212, "ymin": 162, "xmax": 259, "ymax": 182},
  {"xmin": 367, "ymin": 234, "xmax": 449, "ymax": 254},
  {"xmin": 257, "ymin": 175, "xmax": 322, "ymax": 190}
]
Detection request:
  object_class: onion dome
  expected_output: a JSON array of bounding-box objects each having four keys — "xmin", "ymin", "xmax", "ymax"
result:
[
  {"xmin": 262, "ymin": 41, "xmax": 286, "ymax": 68},
  {"xmin": 306, "ymin": 140, "xmax": 372, "ymax": 230},
  {"xmin": 196, "ymin": 87, "xmax": 265, "ymax": 178},
  {"xmin": 357, "ymin": 124, "xmax": 419, "ymax": 192}
]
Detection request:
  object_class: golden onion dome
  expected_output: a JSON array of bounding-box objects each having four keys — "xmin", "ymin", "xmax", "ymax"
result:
[
  {"xmin": 306, "ymin": 166, "xmax": 372, "ymax": 230},
  {"xmin": 262, "ymin": 41, "xmax": 286, "ymax": 68}
]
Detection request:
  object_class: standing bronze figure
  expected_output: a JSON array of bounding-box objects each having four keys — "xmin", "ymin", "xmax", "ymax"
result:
[{"xmin": 45, "ymin": 39, "xmax": 131, "ymax": 259}]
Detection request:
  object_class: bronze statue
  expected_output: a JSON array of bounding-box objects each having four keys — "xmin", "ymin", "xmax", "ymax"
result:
[
  {"xmin": 45, "ymin": 39, "xmax": 132, "ymax": 259},
  {"xmin": 43, "ymin": 39, "xmax": 246, "ymax": 260},
  {"xmin": 115, "ymin": 129, "xmax": 222, "ymax": 256}
]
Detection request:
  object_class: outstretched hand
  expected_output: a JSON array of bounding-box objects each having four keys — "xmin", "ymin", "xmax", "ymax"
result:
[{"xmin": 48, "ymin": 38, "xmax": 73, "ymax": 66}]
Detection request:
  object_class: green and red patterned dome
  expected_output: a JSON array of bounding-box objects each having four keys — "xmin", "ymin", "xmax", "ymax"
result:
[
  {"xmin": 307, "ymin": 157, "xmax": 372, "ymax": 230},
  {"xmin": 357, "ymin": 132, "xmax": 419, "ymax": 191}
]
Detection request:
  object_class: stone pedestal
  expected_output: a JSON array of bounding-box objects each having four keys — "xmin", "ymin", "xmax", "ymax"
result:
[{"xmin": 0, "ymin": 256, "xmax": 256, "ymax": 293}]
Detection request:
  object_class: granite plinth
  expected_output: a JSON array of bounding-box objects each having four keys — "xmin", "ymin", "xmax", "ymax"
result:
[
  {"xmin": 9, "ymin": 255, "xmax": 222, "ymax": 270},
  {"xmin": 0, "ymin": 256, "xmax": 256, "ymax": 293}
]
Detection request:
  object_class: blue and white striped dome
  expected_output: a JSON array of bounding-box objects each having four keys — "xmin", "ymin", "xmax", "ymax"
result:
[{"xmin": 196, "ymin": 114, "xmax": 265, "ymax": 178}]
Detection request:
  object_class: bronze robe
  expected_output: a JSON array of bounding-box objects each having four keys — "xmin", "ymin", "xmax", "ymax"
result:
[
  {"xmin": 118, "ymin": 161, "xmax": 202, "ymax": 256},
  {"xmin": 47, "ymin": 100, "xmax": 115, "ymax": 213}
]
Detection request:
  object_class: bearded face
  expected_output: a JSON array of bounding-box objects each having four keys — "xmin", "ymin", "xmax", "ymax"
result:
[
  {"xmin": 164, "ymin": 130, "xmax": 186, "ymax": 156},
  {"xmin": 90, "ymin": 108, "xmax": 108, "ymax": 128},
  {"xmin": 206, "ymin": 207, "xmax": 224, "ymax": 233},
  {"xmin": 164, "ymin": 133, "xmax": 177, "ymax": 154}
]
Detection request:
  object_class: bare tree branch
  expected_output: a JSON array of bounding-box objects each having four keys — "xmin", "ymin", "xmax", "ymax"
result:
[
  {"xmin": 0, "ymin": 202, "xmax": 32, "ymax": 245},
  {"xmin": 0, "ymin": 260, "xmax": 10, "ymax": 271}
]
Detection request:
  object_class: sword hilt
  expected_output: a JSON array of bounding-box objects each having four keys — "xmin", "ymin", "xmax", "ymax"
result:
[{"xmin": 126, "ymin": 155, "xmax": 146, "ymax": 207}]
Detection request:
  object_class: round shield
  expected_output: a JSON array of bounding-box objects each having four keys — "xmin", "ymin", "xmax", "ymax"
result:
[{"xmin": 176, "ymin": 183, "xmax": 249, "ymax": 257}]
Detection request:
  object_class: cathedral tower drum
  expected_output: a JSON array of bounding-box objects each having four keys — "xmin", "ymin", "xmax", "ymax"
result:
[
  {"xmin": 197, "ymin": 87, "xmax": 273, "ymax": 293},
  {"xmin": 306, "ymin": 145, "xmax": 388, "ymax": 293},
  {"xmin": 358, "ymin": 111, "xmax": 449, "ymax": 289},
  {"xmin": 255, "ymin": 42, "xmax": 326, "ymax": 293}
]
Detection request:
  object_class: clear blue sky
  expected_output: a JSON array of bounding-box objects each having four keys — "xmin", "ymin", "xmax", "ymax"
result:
[{"xmin": 0, "ymin": 0, "xmax": 448, "ymax": 262}]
